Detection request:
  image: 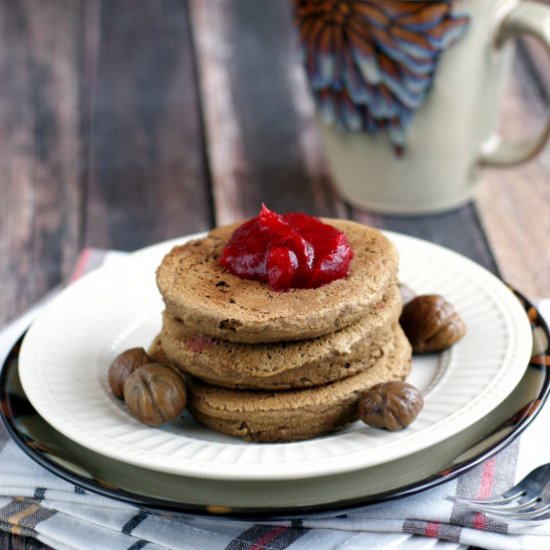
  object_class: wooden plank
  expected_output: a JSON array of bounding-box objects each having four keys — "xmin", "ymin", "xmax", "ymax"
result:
[
  {"xmin": 189, "ymin": 0, "xmax": 347, "ymax": 224},
  {"xmin": 352, "ymin": 208, "xmax": 499, "ymax": 274},
  {"xmin": 0, "ymin": 0, "xmax": 86, "ymax": 545},
  {"xmin": 475, "ymin": 52, "xmax": 550, "ymax": 301},
  {"xmin": 518, "ymin": 0, "xmax": 550, "ymax": 113},
  {"xmin": 0, "ymin": 0, "xmax": 87, "ymax": 330},
  {"xmin": 519, "ymin": 37, "xmax": 550, "ymax": 106},
  {"xmin": 85, "ymin": 0, "xmax": 212, "ymax": 251}
]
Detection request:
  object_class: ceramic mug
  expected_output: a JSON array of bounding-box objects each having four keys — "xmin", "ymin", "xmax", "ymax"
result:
[{"xmin": 292, "ymin": 0, "xmax": 550, "ymax": 214}]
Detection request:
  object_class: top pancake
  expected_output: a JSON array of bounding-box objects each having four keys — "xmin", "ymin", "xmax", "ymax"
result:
[{"xmin": 156, "ymin": 219, "xmax": 399, "ymax": 343}]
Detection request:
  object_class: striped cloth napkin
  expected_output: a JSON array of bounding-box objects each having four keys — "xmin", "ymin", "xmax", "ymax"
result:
[{"xmin": 1, "ymin": 249, "xmax": 550, "ymax": 550}]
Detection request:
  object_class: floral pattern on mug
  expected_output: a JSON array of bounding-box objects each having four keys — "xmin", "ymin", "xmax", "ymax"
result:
[{"xmin": 292, "ymin": 0, "xmax": 470, "ymax": 155}]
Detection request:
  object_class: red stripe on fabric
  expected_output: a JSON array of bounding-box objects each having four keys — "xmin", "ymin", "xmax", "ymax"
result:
[
  {"xmin": 423, "ymin": 522, "xmax": 440, "ymax": 537},
  {"xmin": 70, "ymin": 249, "xmax": 93, "ymax": 282},
  {"xmin": 478, "ymin": 457, "xmax": 497, "ymax": 498},
  {"xmin": 473, "ymin": 457, "xmax": 497, "ymax": 530},
  {"xmin": 249, "ymin": 526, "xmax": 288, "ymax": 550},
  {"xmin": 472, "ymin": 512, "xmax": 486, "ymax": 530}
]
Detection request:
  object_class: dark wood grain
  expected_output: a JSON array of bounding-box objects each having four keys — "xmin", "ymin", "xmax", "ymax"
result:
[
  {"xmin": 189, "ymin": 0, "xmax": 347, "ymax": 225},
  {"xmin": 351, "ymin": 207, "xmax": 500, "ymax": 274},
  {"xmin": 0, "ymin": 0, "xmax": 86, "ymax": 330},
  {"xmin": 476, "ymin": 49, "xmax": 550, "ymax": 300},
  {"xmin": 519, "ymin": 38, "xmax": 550, "ymax": 107},
  {"xmin": 85, "ymin": 0, "xmax": 212, "ymax": 251},
  {"xmin": 474, "ymin": 0, "xmax": 550, "ymax": 299},
  {"xmin": 519, "ymin": 0, "xmax": 550, "ymax": 100}
]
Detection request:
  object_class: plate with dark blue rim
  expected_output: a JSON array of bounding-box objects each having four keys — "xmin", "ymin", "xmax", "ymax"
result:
[{"xmin": 1, "ymin": 288, "xmax": 549, "ymax": 520}]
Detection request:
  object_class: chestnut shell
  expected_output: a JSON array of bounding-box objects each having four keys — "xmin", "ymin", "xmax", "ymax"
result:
[
  {"xmin": 124, "ymin": 363, "xmax": 187, "ymax": 426},
  {"xmin": 358, "ymin": 381, "xmax": 423, "ymax": 431},
  {"xmin": 108, "ymin": 347, "xmax": 151, "ymax": 399},
  {"xmin": 400, "ymin": 294, "xmax": 466, "ymax": 353}
]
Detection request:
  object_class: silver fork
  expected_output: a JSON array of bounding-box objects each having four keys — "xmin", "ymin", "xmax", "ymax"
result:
[{"xmin": 447, "ymin": 463, "xmax": 550, "ymax": 523}]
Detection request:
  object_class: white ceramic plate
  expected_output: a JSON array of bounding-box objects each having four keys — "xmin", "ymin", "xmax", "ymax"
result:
[{"xmin": 19, "ymin": 231, "xmax": 532, "ymax": 481}]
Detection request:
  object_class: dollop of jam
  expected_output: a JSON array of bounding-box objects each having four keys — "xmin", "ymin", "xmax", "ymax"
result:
[{"xmin": 220, "ymin": 205, "xmax": 353, "ymax": 291}]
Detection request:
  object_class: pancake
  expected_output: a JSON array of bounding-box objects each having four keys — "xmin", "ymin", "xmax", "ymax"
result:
[
  {"xmin": 156, "ymin": 323, "xmax": 397, "ymax": 390},
  {"xmin": 185, "ymin": 326, "xmax": 412, "ymax": 442},
  {"xmin": 149, "ymin": 334, "xmax": 170, "ymax": 365},
  {"xmin": 156, "ymin": 219, "xmax": 398, "ymax": 344},
  {"xmin": 158, "ymin": 284, "xmax": 401, "ymax": 389}
]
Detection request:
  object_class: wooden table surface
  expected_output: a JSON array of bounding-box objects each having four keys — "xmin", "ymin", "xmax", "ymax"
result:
[{"xmin": 1, "ymin": 1, "xmax": 549, "ymax": 548}]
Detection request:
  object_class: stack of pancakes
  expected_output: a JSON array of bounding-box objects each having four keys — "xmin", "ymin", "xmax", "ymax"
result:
[{"xmin": 151, "ymin": 219, "xmax": 412, "ymax": 442}]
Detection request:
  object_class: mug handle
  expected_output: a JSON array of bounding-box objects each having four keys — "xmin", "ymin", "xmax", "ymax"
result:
[{"xmin": 479, "ymin": 1, "xmax": 550, "ymax": 167}]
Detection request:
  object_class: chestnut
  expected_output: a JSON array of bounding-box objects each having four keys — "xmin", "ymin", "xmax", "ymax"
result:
[
  {"xmin": 123, "ymin": 363, "xmax": 187, "ymax": 426},
  {"xmin": 358, "ymin": 381, "xmax": 423, "ymax": 431},
  {"xmin": 400, "ymin": 294, "xmax": 466, "ymax": 353},
  {"xmin": 108, "ymin": 347, "xmax": 151, "ymax": 399}
]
